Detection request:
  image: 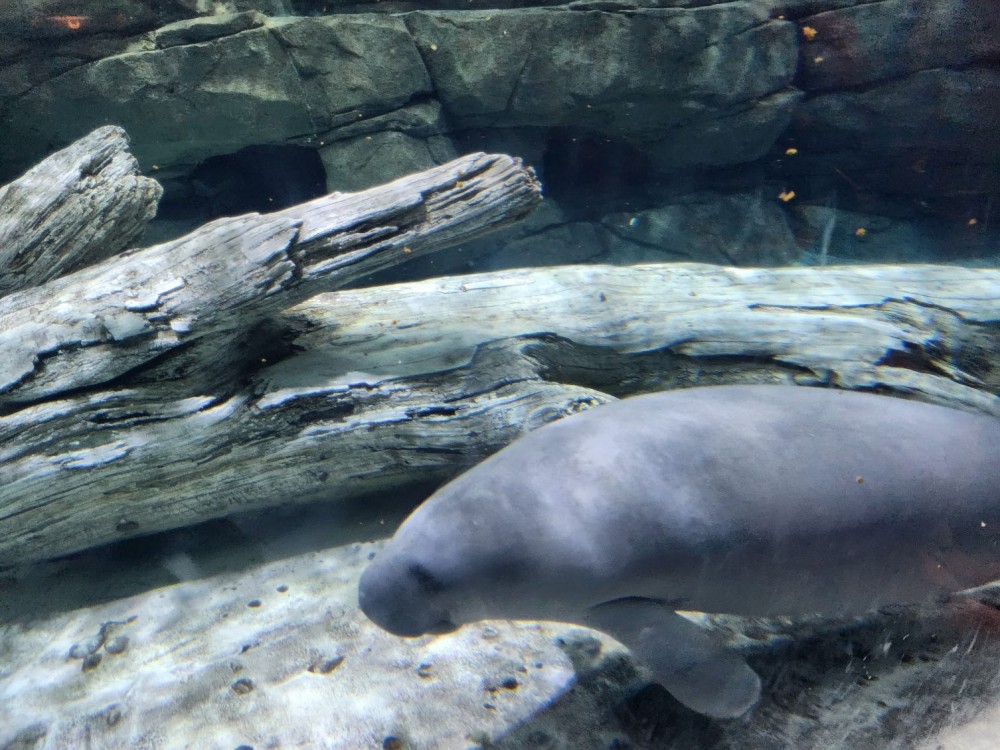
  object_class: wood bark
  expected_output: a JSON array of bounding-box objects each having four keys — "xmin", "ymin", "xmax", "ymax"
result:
[
  {"xmin": 283, "ymin": 262, "xmax": 1000, "ymax": 415},
  {"xmin": 0, "ymin": 148, "xmax": 541, "ymax": 406},
  {"xmin": 2, "ymin": 260, "xmax": 1000, "ymax": 567},
  {"xmin": 0, "ymin": 126, "xmax": 162, "ymax": 296},
  {"xmin": 1, "ymin": 129, "xmax": 999, "ymax": 568}
]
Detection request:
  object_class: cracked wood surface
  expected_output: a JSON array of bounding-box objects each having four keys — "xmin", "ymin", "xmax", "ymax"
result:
[
  {"xmin": 0, "ymin": 126, "xmax": 162, "ymax": 297},
  {"xmin": 2, "ymin": 262, "xmax": 999, "ymax": 567},
  {"xmin": 284, "ymin": 263, "xmax": 1000, "ymax": 415},
  {"xmin": 1, "ymin": 128, "xmax": 998, "ymax": 569},
  {"xmin": 0, "ymin": 150, "xmax": 540, "ymax": 407}
]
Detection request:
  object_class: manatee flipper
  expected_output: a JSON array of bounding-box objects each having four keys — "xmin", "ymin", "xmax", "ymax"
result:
[{"xmin": 584, "ymin": 598, "xmax": 761, "ymax": 719}]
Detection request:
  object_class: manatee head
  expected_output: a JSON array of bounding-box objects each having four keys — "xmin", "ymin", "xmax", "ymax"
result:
[
  {"xmin": 358, "ymin": 470, "xmax": 589, "ymax": 637},
  {"xmin": 357, "ymin": 547, "xmax": 461, "ymax": 637}
]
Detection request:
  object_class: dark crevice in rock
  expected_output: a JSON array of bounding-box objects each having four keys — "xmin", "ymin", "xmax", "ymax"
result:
[
  {"xmin": 541, "ymin": 130, "xmax": 656, "ymax": 215},
  {"xmin": 158, "ymin": 144, "xmax": 327, "ymax": 222}
]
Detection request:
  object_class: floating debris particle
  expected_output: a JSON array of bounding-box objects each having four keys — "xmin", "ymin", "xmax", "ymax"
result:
[
  {"xmin": 247, "ymin": 599, "xmax": 262, "ymax": 608},
  {"xmin": 45, "ymin": 15, "xmax": 89, "ymax": 30},
  {"xmin": 778, "ymin": 190, "xmax": 796, "ymax": 203},
  {"xmin": 802, "ymin": 25, "xmax": 818, "ymax": 40},
  {"xmin": 785, "ymin": 147, "xmax": 798, "ymax": 155},
  {"xmin": 855, "ymin": 227, "xmax": 867, "ymax": 237}
]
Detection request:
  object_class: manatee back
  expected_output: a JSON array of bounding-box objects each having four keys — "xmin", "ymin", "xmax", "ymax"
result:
[
  {"xmin": 370, "ymin": 385, "xmax": 1000, "ymax": 622},
  {"xmin": 536, "ymin": 385, "xmax": 1000, "ymax": 613},
  {"xmin": 631, "ymin": 385, "xmax": 999, "ymax": 531},
  {"xmin": 445, "ymin": 385, "xmax": 1000, "ymax": 612}
]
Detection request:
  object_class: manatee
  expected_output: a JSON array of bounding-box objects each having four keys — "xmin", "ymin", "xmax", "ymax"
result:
[{"xmin": 358, "ymin": 385, "xmax": 1000, "ymax": 718}]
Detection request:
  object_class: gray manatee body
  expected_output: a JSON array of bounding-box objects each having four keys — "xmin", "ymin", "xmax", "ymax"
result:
[{"xmin": 358, "ymin": 385, "xmax": 1000, "ymax": 718}]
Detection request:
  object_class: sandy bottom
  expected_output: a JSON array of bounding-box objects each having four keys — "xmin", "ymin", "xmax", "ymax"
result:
[{"xmin": 2, "ymin": 494, "xmax": 1000, "ymax": 749}]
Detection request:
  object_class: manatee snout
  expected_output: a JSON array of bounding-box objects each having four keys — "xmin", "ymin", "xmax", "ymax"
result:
[{"xmin": 358, "ymin": 554, "xmax": 457, "ymax": 637}]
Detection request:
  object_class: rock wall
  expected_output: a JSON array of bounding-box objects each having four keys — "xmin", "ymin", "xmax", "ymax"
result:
[{"xmin": 0, "ymin": 0, "xmax": 997, "ymax": 269}]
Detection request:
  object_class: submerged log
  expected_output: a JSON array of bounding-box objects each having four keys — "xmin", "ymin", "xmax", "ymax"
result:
[
  {"xmin": 0, "ymin": 126, "xmax": 162, "ymax": 296},
  {"xmin": 1, "ymin": 128, "xmax": 999, "ymax": 568},
  {"xmin": 284, "ymin": 262, "xmax": 1000, "ymax": 414},
  {"xmin": 2, "ymin": 260, "xmax": 1000, "ymax": 567},
  {"xmin": 0, "ymin": 150, "xmax": 541, "ymax": 406}
]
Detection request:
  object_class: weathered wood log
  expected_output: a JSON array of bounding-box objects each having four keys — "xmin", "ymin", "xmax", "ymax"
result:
[
  {"xmin": 0, "ymin": 126, "xmax": 162, "ymax": 296},
  {"xmin": 2, "ymin": 262, "xmax": 999, "ymax": 568},
  {"xmin": 0, "ymin": 150, "xmax": 541, "ymax": 407},
  {"xmin": 290, "ymin": 263, "xmax": 1000, "ymax": 413}
]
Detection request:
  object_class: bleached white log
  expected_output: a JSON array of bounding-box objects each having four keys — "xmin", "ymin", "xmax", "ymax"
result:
[
  {"xmin": 0, "ymin": 126, "xmax": 162, "ymax": 296},
  {"xmin": 0, "ymin": 151, "xmax": 541, "ymax": 406},
  {"xmin": 2, "ymin": 262, "xmax": 998, "ymax": 567},
  {"xmin": 286, "ymin": 262, "xmax": 1000, "ymax": 415}
]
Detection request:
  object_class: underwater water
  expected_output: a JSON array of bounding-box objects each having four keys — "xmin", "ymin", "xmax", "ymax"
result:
[{"xmin": 1, "ymin": 0, "xmax": 999, "ymax": 748}]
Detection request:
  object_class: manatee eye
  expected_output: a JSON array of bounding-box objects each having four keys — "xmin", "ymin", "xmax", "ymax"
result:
[{"xmin": 408, "ymin": 563, "xmax": 446, "ymax": 594}]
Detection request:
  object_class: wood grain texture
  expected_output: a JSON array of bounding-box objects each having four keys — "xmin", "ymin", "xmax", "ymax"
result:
[
  {"xmin": 2, "ymin": 261, "xmax": 999, "ymax": 567},
  {"xmin": 294, "ymin": 263, "xmax": 1000, "ymax": 413},
  {"xmin": 0, "ymin": 150, "xmax": 541, "ymax": 407},
  {"xmin": 1, "ymin": 129, "xmax": 998, "ymax": 568},
  {"xmin": 0, "ymin": 126, "xmax": 162, "ymax": 296}
]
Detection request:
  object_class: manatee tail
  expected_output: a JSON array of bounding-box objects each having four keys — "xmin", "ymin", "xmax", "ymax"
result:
[{"xmin": 584, "ymin": 598, "xmax": 761, "ymax": 719}]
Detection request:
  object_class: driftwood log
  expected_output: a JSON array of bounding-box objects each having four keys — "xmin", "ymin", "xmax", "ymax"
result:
[
  {"xmin": 0, "ymin": 127, "xmax": 162, "ymax": 297},
  {"xmin": 1, "ymin": 129, "xmax": 999, "ymax": 569},
  {"xmin": 0, "ymin": 127, "xmax": 541, "ymax": 407}
]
